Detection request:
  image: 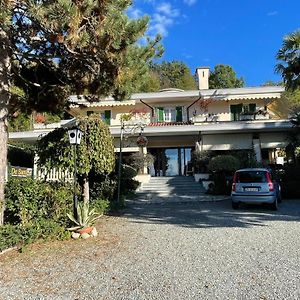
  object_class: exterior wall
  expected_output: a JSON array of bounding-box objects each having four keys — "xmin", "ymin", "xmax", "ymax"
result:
[
  {"xmin": 260, "ymin": 132, "xmax": 288, "ymax": 148},
  {"xmin": 202, "ymin": 133, "xmax": 253, "ymax": 150},
  {"xmin": 190, "ymin": 98, "xmax": 271, "ymax": 122},
  {"xmin": 72, "ymin": 97, "xmax": 278, "ymax": 126}
]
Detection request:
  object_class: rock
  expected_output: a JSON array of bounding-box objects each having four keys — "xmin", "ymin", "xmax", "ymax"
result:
[
  {"xmin": 71, "ymin": 232, "xmax": 80, "ymax": 239},
  {"xmin": 81, "ymin": 233, "xmax": 90, "ymax": 239},
  {"xmin": 91, "ymin": 227, "xmax": 98, "ymax": 237}
]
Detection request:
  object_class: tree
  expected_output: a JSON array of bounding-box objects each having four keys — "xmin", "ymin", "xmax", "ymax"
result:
[
  {"xmin": 276, "ymin": 29, "xmax": 300, "ymax": 91},
  {"xmin": 209, "ymin": 64, "xmax": 244, "ymax": 89},
  {"xmin": 270, "ymin": 89, "xmax": 300, "ymax": 118},
  {"xmin": 37, "ymin": 117, "xmax": 115, "ymax": 204},
  {"xmin": 0, "ymin": 0, "xmax": 162, "ymax": 224},
  {"xmin": 142, "ymin": 61, "xmax": 196, "ymax": 91}
]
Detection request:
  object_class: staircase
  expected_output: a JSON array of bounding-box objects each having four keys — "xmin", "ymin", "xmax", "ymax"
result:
[{"xmin": 135, "ymin": 176, "xmax": 208, "ymax": 203}]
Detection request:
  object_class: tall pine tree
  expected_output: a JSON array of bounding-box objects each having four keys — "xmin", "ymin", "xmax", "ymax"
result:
[{"xmin": 0, "ymin": 0, "xmax": 162, "ymax": 225}]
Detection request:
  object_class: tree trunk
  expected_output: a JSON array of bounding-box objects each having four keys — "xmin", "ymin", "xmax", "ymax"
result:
[
  {"xmin": 0, "ymin": 27, "xmax": 10, "ymax": 225},
  {"xmin": 82, "ymin": 174, "xmax": 90, "ymax": 205}
]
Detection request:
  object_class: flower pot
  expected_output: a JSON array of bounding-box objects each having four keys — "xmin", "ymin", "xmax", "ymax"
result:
[{"xmin": 77, "ymin": 226, "xmax": 94, "ymax": 235}]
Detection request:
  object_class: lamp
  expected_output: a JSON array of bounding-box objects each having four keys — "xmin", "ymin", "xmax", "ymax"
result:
[{"xmin": 67, "ymin": 127, "xmax": 82, "ymax": 217}]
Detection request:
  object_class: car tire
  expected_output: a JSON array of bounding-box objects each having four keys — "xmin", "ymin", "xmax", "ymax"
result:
[
  {"xmin": 270, "ymin": 197, "xmax": 278, "ymax": 211},
  {"xmin": 232, "ymin": 201, "xmax": 239, "ymax": 209},
  {"xmin": 278, "ymin": 192, "xmax": 282, "ymax": 203}
]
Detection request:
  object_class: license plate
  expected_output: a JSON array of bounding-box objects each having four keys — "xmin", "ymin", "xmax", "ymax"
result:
[{"xmin": 244, "ymin": 187, "xmax": 259, "ymax": 192}]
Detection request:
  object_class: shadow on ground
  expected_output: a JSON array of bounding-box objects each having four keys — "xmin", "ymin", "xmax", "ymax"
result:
[{"xmin": 124, "ymin": 199, "xmax": 300, "ymax": 229}]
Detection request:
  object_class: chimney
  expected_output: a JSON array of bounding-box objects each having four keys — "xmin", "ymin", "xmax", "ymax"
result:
[{"xmin": 196, "ymin": 67, "xmax": 210, "ymax": 90}]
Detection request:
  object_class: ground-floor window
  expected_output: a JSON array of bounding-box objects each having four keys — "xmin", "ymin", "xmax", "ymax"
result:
[{"xmin": 149, "ymin": 147, "xmax": 193, "ymax": 176}]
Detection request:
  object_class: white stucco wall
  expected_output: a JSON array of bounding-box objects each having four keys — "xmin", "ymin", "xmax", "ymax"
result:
[{"xmin": 202, "ymin": 133, "xmax": 253, "ymax": 150}]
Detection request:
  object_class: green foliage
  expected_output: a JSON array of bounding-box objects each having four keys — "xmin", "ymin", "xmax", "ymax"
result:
[
  {"xmin": 139, "ymin": 61, "xmax": 196, "ymax": 92},
  {"xmin": 122, "ymin": 164, "xmax": 138, "ymax": 179},
  {"xmin": 8, "ymin": 113, "xmax": 32, "ymax": 132},
  {"xmin": 129, "ymin": 152, "xmax": 155, "ymax": 173},
  {"xmin": 0, "ymin": 221, "xmax": 70, "ymax": 253},
  {"xmin": 67, "ymin": 202, "xmax": 102, "ymax": 231},
  {"xmin": 37, "ymin": 117, "xmax": 115, "ymax": 176},
  {"xmin": 227, "ymin": 150, "xmax": 261, "ymax": 168},
  {"xmin": 90, "ymin": 177, "xmax": 117, "ymax": 202},
  {"xmin": 276, "ymin": 29, "xmax": 300, "ymax": 91},
  {"xmin": 5, "ymin": 178, "xmax": 73, "ymax": 226},
  {"xmin": 192, "ymin": 150, "xmax": 212, "ymax": 172},
  {"xmin": 209, "ymin": 64, "xmax": 244, "ymax": 89},
  {"xmin": 3, "ymin": 0, "xmax": 163, "ymax": 113},
  {"xmin": 90, "ymin": 199, "xmax": 110, "ymax": 215},
  {"xmin": 208, "ymin": 155, "xmax": 240, "ymax": 172}
]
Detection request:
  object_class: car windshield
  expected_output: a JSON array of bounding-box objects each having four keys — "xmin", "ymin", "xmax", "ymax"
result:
[{"xmin": 236, "ymin": 171, "xmax": 268, "ymax": 183}]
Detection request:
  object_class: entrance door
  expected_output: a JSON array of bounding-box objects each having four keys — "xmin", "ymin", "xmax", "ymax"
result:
[{"xmin": 150, "ymin": 148, "xmax": 192, "ymax": 176}]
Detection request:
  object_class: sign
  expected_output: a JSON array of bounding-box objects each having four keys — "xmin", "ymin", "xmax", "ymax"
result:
[{"xmin": 10, "ymin": 166, "xmax": 33, "ymax": 178}]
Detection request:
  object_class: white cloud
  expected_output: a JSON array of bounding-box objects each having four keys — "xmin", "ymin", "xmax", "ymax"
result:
[
  {"xmin": 267, "ymin": 11, "xmax": 278, "ymax": 16},
  {"xmin": 183, "ymin": 0, "xmax": 197, "ymax": 6},
  {"xmin": 127, "ymin": 7, "xmax": 143, "ymax": 19},
  {"xmin": 157, "ymin": 2, "xmax": 180, "ymax": 17},
  {"xmin": 149, "ymin": 13, "xmax": 174, "ymax": 36}
]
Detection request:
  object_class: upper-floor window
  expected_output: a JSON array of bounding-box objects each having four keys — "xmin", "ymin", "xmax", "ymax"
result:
[
  {"xmin": 156, "ymin": 107, "xmax": 183, "ymax": 122},
  {"xmin": 87, "ymin": 110, "xmax": 111, "ymax": 125},
  {"xmin": 230, "ymin": 103, "xmax": 256, "ymax": 121}
]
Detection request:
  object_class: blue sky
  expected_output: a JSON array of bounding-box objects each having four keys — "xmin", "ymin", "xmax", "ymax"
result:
[{"xmin": 128, "ymin": 0, "xmax": 300, "ymax": 86}]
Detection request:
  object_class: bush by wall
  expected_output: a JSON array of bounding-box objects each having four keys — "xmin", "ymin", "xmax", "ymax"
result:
[
  {"xmin": 5, "ymin": 178, "xmax": 73, "ymax": 225},
  {"xmin": 207, "ymin": 155, "xmax": 240, "ymax": 195},
  {"xmin": 1, "ymin": 178, "xmax": 73, "ymax": 252},
  {"xmin": 208, "ymin": 155, "xmax": 240, "ymax": 172}
]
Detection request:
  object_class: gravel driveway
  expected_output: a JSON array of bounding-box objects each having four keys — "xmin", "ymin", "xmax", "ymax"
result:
[{"xmin": 1, "ymin": 199, "xmax": 300, "ymax": 300}]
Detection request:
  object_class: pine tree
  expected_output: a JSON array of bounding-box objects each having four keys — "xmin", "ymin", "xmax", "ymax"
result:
[{"xmin": 0, "ymin": 0, "xmax": 162, "ymax": 225}]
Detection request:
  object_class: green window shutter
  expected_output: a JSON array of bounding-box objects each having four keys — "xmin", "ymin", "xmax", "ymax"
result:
[
  {"xmin": 249, "ymin": 103, "xmax": 256, "ymax": 113},
  {"xmin": 157, "ymin": 107, "xmax": 164, "ymax": 122},
  {"xmin": 230, "ymin": 104, "xmax": 242, "ymax": 121},
  {"xmin": 104, "ymin": 110, "xmax": 111, "ymax": 125},
  {"xmin": 176, "ymin": 107, "xmax": 183, "ymax": 122},
  {"xmin": 230, "ymin": 105, "xmax": 236, "ymax": 121}
]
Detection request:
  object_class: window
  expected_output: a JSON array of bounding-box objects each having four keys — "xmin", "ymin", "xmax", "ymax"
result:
[
  {"xmin": 230, "ymin": 103, "xmax": 256, "ymax": 121},
  {"xmin": 101, "ymin": 110, "xmax": 111, "ymax": 125},
  {"xmin": 156, "ymin": 107, "xmax": 183, "ymax": 122}
]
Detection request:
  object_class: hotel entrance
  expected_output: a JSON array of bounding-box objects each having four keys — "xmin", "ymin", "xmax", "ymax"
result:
[{"xmin": 149, "ymin": 148, "xmax": 193, "ymax": 176}]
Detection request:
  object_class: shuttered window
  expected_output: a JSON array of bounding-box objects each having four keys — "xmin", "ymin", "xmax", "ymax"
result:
[
  {"xmin": 156, "ymin": 107, "xmax": 164, "ymax": 122},
  {"xmin": 230, "ymin": 104, "xmax": 243, "ymax": 121},
  {"xmin": 100, "ymin": 110, "xmax": 111, "ymax": 125},
  {"xmin": 176, "ymin": 107, "xmax": 183, "ymax": 122}
]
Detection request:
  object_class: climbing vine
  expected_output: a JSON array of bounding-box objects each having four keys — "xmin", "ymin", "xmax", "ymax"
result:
[{"xmin": 37, "ymin": 117, "xmax": 115, "ymax": 203}]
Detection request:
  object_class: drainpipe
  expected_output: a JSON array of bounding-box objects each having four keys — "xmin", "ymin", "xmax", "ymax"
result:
[
  {"xmin": 140, "ymin": 99, "xmax": 155, "ymax": 118},
  {"xmin": 187, "ymin": 92, "xmax": 202, "ymax": 122}
]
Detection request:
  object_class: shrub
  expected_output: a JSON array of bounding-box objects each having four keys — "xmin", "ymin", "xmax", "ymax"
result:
[
  {"xmin": 122, "ymin": 164, "xmax": 138, "ymax": 179},
  {"xmin": 90, "ymin": 177, "xmax": 117, "ymax": 202},
  {"xmin": 191, "ymin": 150, "xmax": 212, "ymax": 173},
  {"xmin": 0, "ymin": 221, "xmax": 70, "ymax": 253},
  {"xmin": 129, "ymin": 152, "xmax": 154, "ymax": 173},
  {"xmin": 207, "ymin": 155, "xmax": 239, "ymax": 195},
  {"xmin": 90, "ymin": 198, "xmax": 110, "ymax": 214},
  {"xmin": 208, "ymin": 155, "xmax": 240, "ymax": 172},
  {"xmin": 5, "ymin": 178, "xmax": 73, "ymax": 225}
]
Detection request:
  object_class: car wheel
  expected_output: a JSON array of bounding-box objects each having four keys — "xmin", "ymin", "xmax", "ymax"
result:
[
  {"xmin": 270, "ymin": 197, "xmax": 278, "ymax": 211},
  {"xmin": 278, "ymin": 192, "xmax": 282, "ymax": 203},
  {"xmin": 232, "ymin": 201, "xmax": 239, "ymax": 209}
]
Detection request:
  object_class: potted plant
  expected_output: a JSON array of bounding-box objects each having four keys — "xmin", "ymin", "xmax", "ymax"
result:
[
  {"xmin": 67, "ymin": 202, "xmax": 102, "ymax": 238},
  {"xmin": 192, "ymin": 150, "xmax": 212, "ymax": 182}
]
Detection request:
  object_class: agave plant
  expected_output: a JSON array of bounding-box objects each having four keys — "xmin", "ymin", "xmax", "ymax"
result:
[{"xmin": 67, "ymin": 202, "xmax": 102, "ymax": 231}]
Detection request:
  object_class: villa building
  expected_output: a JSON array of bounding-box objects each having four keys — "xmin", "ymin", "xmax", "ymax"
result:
[{"xmin": 9, "ymin": 67, "xmax": 291, "ymax": 179}]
